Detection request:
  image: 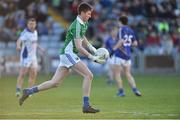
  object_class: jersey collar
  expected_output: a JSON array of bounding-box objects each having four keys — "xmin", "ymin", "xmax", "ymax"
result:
[
  {"xmin": 77, "ymin": 16, "xmax": 85, "ymax": 25},
  {"xmin": 26, "ymin": 28, "xmax": 34, "ymax": 33}
]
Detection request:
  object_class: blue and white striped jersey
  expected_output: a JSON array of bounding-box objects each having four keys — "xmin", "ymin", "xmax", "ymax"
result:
[{"xmin": 19, "ymin": 28, "xmax": 38, "ymax": 60}]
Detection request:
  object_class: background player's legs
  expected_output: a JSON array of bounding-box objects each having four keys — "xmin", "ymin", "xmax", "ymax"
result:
[
  {"xmin": 107, "ymin": 64, "xmax": 114, "ymax": 85},
  {"xmin": 16, "ymin": 67, "xmax": 29, "ymax": 96},
  {"xmin": 124, "ymin": 64, "xmax": 141, "ymax": 96},
  {"xmin": 112, "ymin": 64, "xmax": 125, "ymax": 96},
  {"xmin": 28, "ymin": 67, "xmax": 37, "ymax": 88},
  {"xmin": 124, "ymin": 64, "xmax": 136, "ymax": 88}
]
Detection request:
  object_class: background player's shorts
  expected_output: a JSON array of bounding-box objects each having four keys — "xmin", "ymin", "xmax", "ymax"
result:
[
  {"xmin": 20, "ymin": 57, "xmax": 38, "ymax": 68},
  {"xmin": 111, "ymin": 55, "xmax": 131, "ymax": 67},
  {"xmin": 58, "ymin": 53, "xmax": 80, "ymax": 68},
  {"xmin": 107, "ymin": 57, "xmax": 114, "ymax": 65}
]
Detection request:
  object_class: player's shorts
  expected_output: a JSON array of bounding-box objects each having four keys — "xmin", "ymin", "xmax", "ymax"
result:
[
  {"xmin": 58, "ymin": 53, "xmax": 81, "ymax": 68},
  {"xmin": 107, "ymin": 57, "xmax": 114, "ymax": 65},
  {"xmin": 111, "ymin": 55, "xmax": 131, "ymax": 66},
  {"xmin": 20, "ymin": 57, "xmax": 38, "ymax": 68}
]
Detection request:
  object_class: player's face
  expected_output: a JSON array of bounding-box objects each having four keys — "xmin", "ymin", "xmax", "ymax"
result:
[
  {"xmin": 111, "ymin": 29, "xmax": 118, "ymax": 38},
  {"xmin": 118, "ymin": 21, "xmax": 122, "ymax": 27},
  {"xmin": 27, "ymin": 21, "xmax": 36, "ymax": 31},
  {"xmin": 81, "ymin": 10, "xmax": 92, "ymax": 22}
]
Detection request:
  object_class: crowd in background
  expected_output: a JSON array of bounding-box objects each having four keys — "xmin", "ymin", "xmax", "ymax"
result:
[
  {"xmin": 0, "ymin": 0, "xmax": 53, "ymax": 43},
  {"xmin": 1, "ymin": 0, "xmax": 180, "ymax": 56},
  {"xmin": 50, "ymin": 0, "xmax": 180, "ymax": 55}
]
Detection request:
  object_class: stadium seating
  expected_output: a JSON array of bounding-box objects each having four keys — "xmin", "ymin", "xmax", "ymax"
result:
[{"xmin": 0, "ymin": 0, "xmax": 180, "ymax": 75}]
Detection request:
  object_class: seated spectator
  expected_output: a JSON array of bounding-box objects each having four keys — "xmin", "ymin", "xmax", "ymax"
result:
[
  {"xmin": 146, "ymin": 32, "xmax": 160, "ymax": 46},
  {"xmin": 160, "ymin": 31, "xmax": 174, "ymax": 55}
]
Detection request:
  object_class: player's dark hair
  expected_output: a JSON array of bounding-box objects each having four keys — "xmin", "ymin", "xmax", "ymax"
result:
[
  {"xmin": 78, "ymin": 2, "xmax": 93, "ymax": 15},
  {"xmin": 27, "ymin": 18, "xmax": 36, "ymax": 23},
  {"xmin": 119, "ymin": 16, "xmax": 128, "ymax": 25}
]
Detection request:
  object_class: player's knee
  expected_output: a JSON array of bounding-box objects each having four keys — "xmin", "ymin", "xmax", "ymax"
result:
[
  {"xmin": 86, "ymin": 72, "xmax": 93, "ymax": 80},
  {"xmin": 52, "ymin": 81, "xmax": 60, "ymax": 87},
  {"xmin": 125, "ymin": 72, "xmax": 132, "ymax": 79},
  {"xmin": 30, "ymin": 73, "xmax": 37, "ymax": 80},
  {"xmin": 19, "ymin": 72, "xmax": 26, "ymax": 78},
  {"xmin": 32, "ymin": 71, "xmax": 37, "ymax": 76}
]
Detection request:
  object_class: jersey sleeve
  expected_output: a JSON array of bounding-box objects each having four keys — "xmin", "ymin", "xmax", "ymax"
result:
[
  {"xmin": 35, "ymin": 30, "xmax": 38, "ymax": 41},
  {"xmin": 19, "ymin": 31, "xmax": 27, "ymax": 41},
  {"xmin": 74, "ymin": 22, "xmax": 82, "ymax": 40},
  {"xmin": 131, "ymin": 30, "xmax": 137, "ymax": 42},
  {"xmin": 105, "ymin": 38, "xmax": 114, "ymax": 53},
  {"xmin": 105, "ymin": 39, "xmax": 109, "ymax": 48},
  {"xmin": 118, "ymin": 28, "xmax": 123, "ymax": 41}
]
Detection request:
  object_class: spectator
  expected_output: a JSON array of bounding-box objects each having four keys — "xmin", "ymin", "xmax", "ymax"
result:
[{"xmin": 160, "ymin": 31, "xmax": 173, "ymax": 55}]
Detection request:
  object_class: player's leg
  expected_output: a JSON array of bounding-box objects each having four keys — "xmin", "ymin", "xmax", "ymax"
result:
[
  {"xmin": 72, "ymin": 61, "xmax": 99, "ymax": 113},
  {"xmin": 38, "ymin": 67, "xmax": 70, "ymax": 91},
  {"xmin": 28, "ymin": 67, "xmax": 37, "ymax": 88},
  {"xmin": 112, "ymin": 64, "xmax": 125, "ymax": 96},
  {"xmin": 107, "ymin": 63, "xmax": 115, "ymax": 85},
  {"xmin": 16, "ymin": 67, "xmax": 29, "ymax": 97},
  {"xmin": 19, "ymin": 67, "xmax": 70, "ymax": 106},
  {"xmin": 28, "ymin": 61, "xmax": 38, "ymax": 88},
  {"xmin": 124, "ymin": 63, "xmax": 141, "ymax": 96}
]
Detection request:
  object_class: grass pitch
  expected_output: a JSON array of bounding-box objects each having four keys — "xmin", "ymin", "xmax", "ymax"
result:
[{"xmin": 0, "ymin": 74, "xmax": 180, "ymax": 119}]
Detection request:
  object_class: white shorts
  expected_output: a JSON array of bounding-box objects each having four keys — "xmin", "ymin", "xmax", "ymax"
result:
[
  {"xmin": 111, "ymin": 56, "xmax": 131, "ymax": 66},
  {"xmin": 107, "ymin": 57, "xmax": 114, "ymax": 65},
  {"xmin": 20, "ymin": 57, "xmax": 38, "ymax": 68},
  {"xmin": 58, "ymin": 53, "xmax": 81, "ymax": 68}
]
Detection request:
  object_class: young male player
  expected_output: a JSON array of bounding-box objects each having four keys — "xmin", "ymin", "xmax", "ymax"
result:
[
  {"xmin": 111, "ymin": 15, "xmax": 142, "ymax": 97},
  {"xmin": 105, "ymin": 27, "xmax": 118, "ymax": 85},
  {"xmin": 19, "ymin": 2, "xmax": 105, "ymax": 113},
  {"xmin": 16, "ymin": 18, "xmax": 44, "ymax": 97}
]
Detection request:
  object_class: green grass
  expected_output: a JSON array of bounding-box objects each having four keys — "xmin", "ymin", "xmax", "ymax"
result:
[{"xmin": 0, "ymin": 74, "xmax": 180, "ymax": 119}]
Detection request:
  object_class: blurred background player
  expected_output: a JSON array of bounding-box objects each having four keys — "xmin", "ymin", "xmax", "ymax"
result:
[
  {"xmin": 111, "ymin": 15, "xmax": 142, "ymax": 97},
  {"xmin": 19, "ymin": 2, "xmax": 105, "ymax": 113},
  {"xmin": 104, "ymin": 27, "xmax": 118, "ymax": 85},
  {"xmin": 16, "ymin": 18, "xmax": 45, "ymax": 97}
]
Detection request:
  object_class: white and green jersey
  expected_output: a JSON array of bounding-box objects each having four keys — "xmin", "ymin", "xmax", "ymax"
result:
[{"xmin": 60, "ymin": 16, "xmax": 88, "ymax": 55}]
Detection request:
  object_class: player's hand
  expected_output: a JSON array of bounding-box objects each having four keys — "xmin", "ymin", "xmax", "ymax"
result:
[
  {"xmin": 41, "ymin": 48, "xmax": 46, "ymax": 54},
  {"xmin": 94, "ymin": 57, "xmax": 106, "ymax": 64},
  {"xmin": 87, "ymin": 43, "xmax": 97, "ymax": 55},
  {"xmin": 88, "ymin": 54, "xmax": 106, "ymax": 64},
  {"xmin": 39, "ymin": 50, "xmax": 46, "ymax": 56},
  {"xmin": 16, "ymin": 46, "xmax": 21, "ymax": 51},
  {"xmin": 109, "ymin": 50, "xmax": 114, "ymax": 57}
]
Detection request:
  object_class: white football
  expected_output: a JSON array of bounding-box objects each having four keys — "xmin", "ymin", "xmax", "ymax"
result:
[{"xmin": 95, "ymin": 48, "xmax": 109, "ymax": 60}]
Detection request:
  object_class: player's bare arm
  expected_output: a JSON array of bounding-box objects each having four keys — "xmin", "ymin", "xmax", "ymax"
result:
[
  {"xmin": 112, "ymin": 39, "xmax": 123, "ymax": 51},
  {"xmin": 113, "ymin": 38, "xmax": 126, "ymax": 54},
  {"xmin": 82, "ymin": 36, "xmax": 90, "ymax": 47},
  {"xmin": 37, "ymin": 44, "xmax": 45, "ymax": 55},
  {"xmin": 16, "ymin": 39, "xmax": 22, "ymax": 51},
  {"xmin": 132, "ymin": 40, "xmax": 138, "ymax": 47},
  {"xmin": 112, "ymin": 39, "xmax": 128, "ymax": 55},
  {"xmin": 37, "ymin": 44, "xmax": 45, "ymax": 52},
  {"xmin": 74, "ymin": 38, "xmax": 91, "ymax": 57},
  {"xmin": 75, "ymin": 37, "xmax": 105, "ymax": 64},
  {"xmin": 82, "ymin": 36, "xmax": 97, "ymax": 54}
]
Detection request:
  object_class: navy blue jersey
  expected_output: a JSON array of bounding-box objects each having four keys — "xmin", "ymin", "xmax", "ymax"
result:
[
  {"xmin": 114, "ymin": 26, "xmax": 137, "ymax": 60},
  {"xmin": 105, "ymin": 36, "xmax": 117, "ymax": 54}
]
